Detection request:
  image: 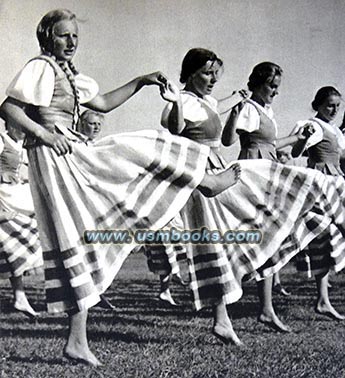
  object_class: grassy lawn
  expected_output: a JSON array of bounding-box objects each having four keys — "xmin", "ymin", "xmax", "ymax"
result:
[{"xmin": 1, "ymin": 252, "xmax": 345, "ymax": 378}]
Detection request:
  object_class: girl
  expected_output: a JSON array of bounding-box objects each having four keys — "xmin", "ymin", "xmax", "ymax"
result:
[
  {"xmin": 161, "ymin": 49, "xmax": 345, "ymax": 346},
  {"xmin": 291, "ymin": 86, "xmax": 345, "ymax": 320},
  {"xmin": 0, "ymin": 10, "xmax": 239, "ymax": 366}
]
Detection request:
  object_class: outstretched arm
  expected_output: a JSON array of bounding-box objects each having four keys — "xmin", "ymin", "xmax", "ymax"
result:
[
  {"xmin": 276, "ymin": 124, "xmax": 314, "ymax": 152},
  {"xmin": 85, "ymin": 72, "xmax": 167, "ymax": 113}
]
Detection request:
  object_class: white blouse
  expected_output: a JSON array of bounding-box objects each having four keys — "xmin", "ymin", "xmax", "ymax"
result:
[
  {"xmin": 6, "ymin": 59, "xmax": 99, "ymax": 107},
  {"xmin": 236, "ymin": 99, "xmax": 277, "ymax": 134},
  {"xmin": 161, "ymin": 91, "xmax": 218, "ymax": 130}
]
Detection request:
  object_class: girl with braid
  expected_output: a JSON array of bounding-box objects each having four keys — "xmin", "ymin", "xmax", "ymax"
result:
[
  {"xmin": 0, "ymin": 9, "xmax": 241, "ymax": 366},
  {"xmin": 4, "ymin": 8, "xmax": 345, "ymax": 365}
]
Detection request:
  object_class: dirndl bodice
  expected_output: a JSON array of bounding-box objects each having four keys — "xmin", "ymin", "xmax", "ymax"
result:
[
  {"xmin": 180, "ymin": 95, "xmax": 226, "ymax": 170},
  {"xmin": 238, "ymin": 105, "xmax": 277, "ymax": 161},
  {"xmin": 24, "ymin": 55, "xmax": 84, "ymax": 148},
  {"xmin": 307, "ymin": 123, "xmax": 343, "ymax": 176}
]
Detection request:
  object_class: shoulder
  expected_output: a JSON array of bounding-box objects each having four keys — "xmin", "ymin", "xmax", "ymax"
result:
[{"xmin": 6, "ymin": 56, "xmax": 56, "ymax": 106}]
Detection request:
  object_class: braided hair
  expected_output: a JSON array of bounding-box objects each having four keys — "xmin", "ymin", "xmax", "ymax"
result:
[{"xmin": 57, "ymin": 61, "xmax": 81, "ymax": 130}]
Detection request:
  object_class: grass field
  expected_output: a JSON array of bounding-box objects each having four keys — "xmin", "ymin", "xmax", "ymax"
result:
[{"xmin": 1, "ymin": 252, "xmax": 345, "ymax": 378}]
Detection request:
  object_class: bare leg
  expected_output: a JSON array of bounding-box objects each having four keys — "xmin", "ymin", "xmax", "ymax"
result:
[
  {"xmin": 198, "ymin": 163, "xmax": 241, "ymax": 197},
  {"xmin": 159, "ymin": 274, "xmax": 178, "ymax": 306},
  {"xmin": 10, "ymin": 275, "xmax": 38, "ymax": 318},
  {"xmin": 63, "ymin": 310, "xmax": 102, "ymax": 366},
  {"xmin": 257, "ymin": 276, "xmax": 291, "ymax": 332},
  {"xmin": 315, "ymin": 271, "xmax": 344, "ymax": 320},
  {"xmin": 212, "ymin": 300, "xmax": 243, "ymax": 346}
]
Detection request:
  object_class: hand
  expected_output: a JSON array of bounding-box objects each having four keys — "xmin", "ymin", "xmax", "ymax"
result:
[
  {"xmin": 296, "ymin": 123, "xmax": 314, "ymax": 140},
  {"xmin": 140, "ymin": 71, "xmax": 169, "ymax": 87},
  {"xmin": 39, "ymin": 130, "xmax": 73, "ymax": 156},
  {"xmin": 229, "ymin": 101, "xmax": 245, "ymax": 119},
  {"xmin": 160, "ymin": 80, "xmax": 181, "ymax": 103},
  {"xmin": 233, "ymin": 89, "xmax": 249, "ymax": 99}
]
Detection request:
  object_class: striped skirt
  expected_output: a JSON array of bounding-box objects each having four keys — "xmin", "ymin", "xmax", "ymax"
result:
[
  {"xmin": 181, "ymin": 161, "xmax": 345, "ymax": 310},
  {"xmin": 27, "ymin": 130, "xmax": 209, "ymax": 313},
  {"xmin": 0, "ymin": 183, "xmax": 42, "ymax": 278},
  {"xmin": 145, "ymin": 213, "xmax": 187, "ymax": 276}
]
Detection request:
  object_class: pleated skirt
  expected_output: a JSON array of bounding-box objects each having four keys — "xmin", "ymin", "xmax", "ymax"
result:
[
  {"xmin": 0, "ymin": 182, "xmax": 42, "ymax": 278},
  {"xmin": 27, "ymin": 130, "xmax": 209, "ymax": 313}
]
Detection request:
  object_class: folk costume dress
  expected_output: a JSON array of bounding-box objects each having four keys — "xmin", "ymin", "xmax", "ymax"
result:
[
  {"xmin": 7, "ymin": 57, "xmax": 345, "ymax": 314},
  {"xmin": 6, "ymin": 55, "xmax": 210, "ymax": 313},
  {"xmin": 163, "ymin": 92, "xmax": 345, "ymax": 310},
  {"xmin": 294, "ymin": 118, "xmax": 345, "ymax": 275},
  {"xmin": 0, "ymin": 132, "xmax": 42, "ymax": 278}
]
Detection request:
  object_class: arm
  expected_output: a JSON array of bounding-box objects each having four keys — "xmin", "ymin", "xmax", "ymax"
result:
[
  {"xmin": 0, "ymin": 97, "xmax": 72, "ymax": 156},
  {"xmin": 85, "ymin": 72, "xmax": 167, "ymax": 113},
  {"xmin": 221, "ymin": 102, "xmax": 245, "ymax": 146},
  {"xmin": 160, "ymin": 81, "xmax": 185, "ymax": 135}
]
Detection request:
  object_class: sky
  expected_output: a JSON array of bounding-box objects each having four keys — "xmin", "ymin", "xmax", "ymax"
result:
[{"xmin": 1, "ymin": 0, "xmax": 344, "ymax": 160}]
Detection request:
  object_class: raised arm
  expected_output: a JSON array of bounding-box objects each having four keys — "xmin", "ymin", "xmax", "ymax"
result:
[
  {"xmin": 221, "ymin": 102, "xmax": 245, "ymax": 146},
  {"xmin": 85, "ymin": 72, "xmax": 167, "ymax": 113},
  {"xmin": 159, "ymin": 80, "xmax": 185, "ymax": 135}
]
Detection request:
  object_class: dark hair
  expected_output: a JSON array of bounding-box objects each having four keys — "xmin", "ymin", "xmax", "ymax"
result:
[
  {"xmin": 311, "ymin": 86, "xmax": 341, "ymax": 111},
  {"xmin": 247, "ymin": 62, "xmax": 283, "ymax": 91},
  {"xmin": 36, "ymin": 9, "xmax": 76, "ymax": 54},
  {"xmin": 180, "ymin": 48, "xmax": 223, "ymax": 84}
]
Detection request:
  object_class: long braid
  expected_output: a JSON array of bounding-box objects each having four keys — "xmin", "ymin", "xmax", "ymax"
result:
[{"xmin": 57, "ymin": 61, "xmax": 81, "ymax": 130}]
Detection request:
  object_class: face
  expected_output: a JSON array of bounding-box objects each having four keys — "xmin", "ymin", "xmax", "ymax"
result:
[
  {"xmin": 51, "ymin": 19, "xmax": 78, "ymax": 61},
  {"xmin": 254, "ymin": 75, "xmax": 281, "ymax": 105},
  {"xmin": 82, "ymin": 114, "xmax": 103, "ymax": 140},
  {"xmin": 316, "ymin": 94, "xmax": 341, "ymax": 123},
  {"xmin": 189, "ymin": 60, "xmax": 223, "ymax": 97}
]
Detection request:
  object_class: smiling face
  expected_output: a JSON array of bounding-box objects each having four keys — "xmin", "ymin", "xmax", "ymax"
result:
[
  {"xmin": 187, "ymin": 60, "xmax": 223, "ymax": 98},
  {"xmin": 51, "ymin": 19, "xmax": 78, "ymax": 62},
  {"xmin": 316, "ymin": 94, "xmax": 341, "ymax": 123},
  {"xmin": 253, "ymin": 75, "xmax": 281, "ymax": 106}
]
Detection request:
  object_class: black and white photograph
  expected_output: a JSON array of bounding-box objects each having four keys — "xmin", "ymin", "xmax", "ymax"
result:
[{"xmin": 0, "ymin": 1, "xmax": 345, "ymax": 377}]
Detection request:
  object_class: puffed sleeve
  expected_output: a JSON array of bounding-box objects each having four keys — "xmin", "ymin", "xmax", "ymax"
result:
[
  {"xmin": 335, "ymin": 127, "xmax": 345, "ymax": 151},
  {"xmin": 236, "ymin": 102, "xmax": 260, "ymax": 133},
  {"xmin": 75, "ymin": 73, "xmax": 99, "ymax": 104},
  {"xmin": 6, "ymin": 60, "xmax": 55, "ymax": 106},
  {"xmin": 161, "ymin": 92, "xmax": 209, "ymax": 130}
]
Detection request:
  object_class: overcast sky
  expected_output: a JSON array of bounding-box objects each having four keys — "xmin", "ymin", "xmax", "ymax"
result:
[{"xmin": 1, "ymin": 0, "xmax": 344, "ymax": 159}]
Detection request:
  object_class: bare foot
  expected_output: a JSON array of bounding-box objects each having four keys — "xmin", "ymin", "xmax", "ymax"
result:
[
  {"xmin": 315, "ymin": 302, "xmax": 345, "ymax": 320},
  {"xmin": 258, "ymin": 312, "xmax": 291, "ymax": 333},
  {"xmin": 159, "ymin": 289, "xmax": 178, "ymax": 306},
  {"xmin": 63, "ymin": 344, "xmax": 102, "ymax": 367},
  {"xmin": 199, "ymin": 163, "xmax": 241, "ymax": 197},
  {"xmin": 171, "ymin": 274, "xmax": 189, "ymax": 286},
  {"xmin": 273, "ymin": 284, "xmax": 291, "ymax": 297},
  {"xmin": 212, "ymin": 323, "xmax": 243, "ymax": 346},
  {"xmin": 14, "ymin": 299, "xmax": 38, "ymax": 319},
  {"xmin": 96, "ymin": 295, "xmax": 115, "ymax": 310},
  {"xmin": 226, "ymin": 163, "xmax": 241, "ymax": 187}
]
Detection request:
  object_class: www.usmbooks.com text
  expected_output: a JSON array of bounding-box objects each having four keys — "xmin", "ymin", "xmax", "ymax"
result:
[{"xmin": 84, "ymin": 227, "xmax": 262, "ymax": 245}]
